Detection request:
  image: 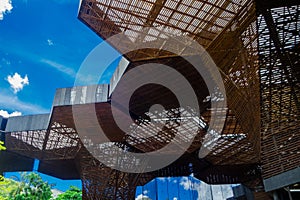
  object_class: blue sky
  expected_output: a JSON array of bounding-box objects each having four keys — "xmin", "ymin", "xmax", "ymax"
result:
[
  {"xmin": 4, "ymin": 159, "xmax": 82, "ymax": 192},
  {"xmin": 0, "ymin": 0, "xmax": 120, "ymax": 118},
  {"xmin": 0, "ymin": 1, "xmax": 239, "ymax": 198},
  {"xmin": 0, "ymin": 0, "xmax": 120, "ymax": 193}
]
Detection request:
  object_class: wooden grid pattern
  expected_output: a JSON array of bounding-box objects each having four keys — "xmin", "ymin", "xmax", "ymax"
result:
[
  {"xmin": 258, "ymin": 4, "xmax": 300, "ymax": 179},
  {"xmin": 79, "ymin": 0, "xmax": 249, "ymax": 43},
  {"xmin": 6, "ymin": 0, "xmax": 300, "ymax": 198},
  {"xmin": 206, "ymin": 16, "xmax": 260, "ymax": 165},
  {"xmin": 79, "ymin": 0, "xmax": 252, "ymax": 61},
  {"xmin": 120, "ymin": 1, "xmax": 260, "ymax": 166},
  {"xmin": 126, "ymin": 107, "xmax": 206, "ymax": 153},
  {"xmin": 77, "ymin": 147, "xmax": 142, "ymax": 200},
  {"xmin": 5, "ymin": 121, "xmax": 81, "ymax": 161},
  {"xmin": 77, "ymin": 0, "xmax": 261, "ymax": 197},
  {"xmin": 253, "ymin": 192, "xmax": 273, "ymax": 200},
  {"xmin": 46, "ymin": 122, "xmax": 79, "ymax": 150},
  {"xmin": 79, "ymin": 0, "xmax": 260, "ymax": 164},
  {"xmin": 6, "ymin": 130, "xmax": 47, "ymax": 159},
  {"xmin": 77, "ymin": 146, "xmax": 261, "ymax": 199},
  {"xmin": 42, "ymin": 121, "xmax": 81, "ymax": 160}
]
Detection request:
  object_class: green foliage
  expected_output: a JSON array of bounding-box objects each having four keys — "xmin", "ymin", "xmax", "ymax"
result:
[
  {"xmin": 55, "ymin": 186, "xmax": 82, "ymax": 200},
  {"xmin": 0, "ymin": 141, "xmax": 6, "ymax": 151},
  {"xmin": 0, "ymin": 170, "xmax": 82, "ymax": 200},
  {"xmin": 0, "ymin": 178, "xmax": 19, "ymax": 200},
  {"xmin": 8, "ymin": 172, "xmax": 53, "ymax": 200},
  {"xmin": 0, "ymin": 141, "xmax": 6, "ymax": 182}
]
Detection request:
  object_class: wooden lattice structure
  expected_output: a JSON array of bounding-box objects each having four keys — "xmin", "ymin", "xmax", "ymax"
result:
[
  {"xmin": 77, "ymin": 0, "xmax": 262, "ymax": 197},
  {"xmin": 257, "ymin": 1, "xmax": 300, "ymax": 183},
  {"xmin": 1, "ymin": 0, "xmax": 300, "ymax": 199}
]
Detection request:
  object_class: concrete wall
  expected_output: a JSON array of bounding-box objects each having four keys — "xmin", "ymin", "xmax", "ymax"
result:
[
  {"xmin": 109, "ymin": 57, "xmax": 129, "ymax": 96},
  {"xmin": 264, "ymin": 167, "xmax": 300, "ymax": 192},
  {"xmin": 5, "ymin": 114, "xmax": 50, "ymax": 132},
  {"xmin": 53, "ymin": 84, "xmax": 109, "ymax": 106}
]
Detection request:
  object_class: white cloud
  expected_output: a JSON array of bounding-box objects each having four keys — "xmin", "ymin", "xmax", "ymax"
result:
[
  {"xmin": 135, "ymin": 194, "xmax": 151, "ymax": 200},
  {"xmin": 0, "ymin": 92, "xmax": 48, "ymax": 114},
  {"xmin": 40, "ymin": 58, "xmax": 76, "ymax": 77},
  {"xmin": 180, "ymin": 177, "xmax": 194, "ymax": 190},
  {"xmin": 47, "ymin": 39, "xmax": 54, "ymax": 46},
  {"xmin": 180, "ymin": 177, "xmax": 207, "ymax": 200},
  {"xmin": 0, "ymin": 110, "xmax": 21, "ymax": 118},
  {"xmin": 0, "ymin": 39, "xmax": 114, "ymax": 86},
  {"xmin": 1, "ymin": 58, "xmax": 11, "ymax": 65},
  {"xmin": 173, "ymin": 198, "xmax": 178, "ymax": 200},
  {"xmin": 40, "ymin": 58, "xmax": 97, "ymax": 85},
  {"xmin": 156, "ymin": 177, "xmax": 173, "ymax": 182},
  {"xmin": 0, "ymin": 44, "xmax": 78, "ymax": 82},
  {"xmin": 6, "ymin": 72, "xmax": 29, "ymax": 93},
  {"xmin": 179, "ymin": 176, "xmax": 235, "ymax": 200},
  {"xmin": 0, "ymin": 0, "xmax": 13, "ymax": 20},
  {"xmin": 143, "ymin": 190, "xmax": 148, "ymax": 195},
  {"xmin": 157, "ymin": 177, "xmax": 166, "ymax": 182}
]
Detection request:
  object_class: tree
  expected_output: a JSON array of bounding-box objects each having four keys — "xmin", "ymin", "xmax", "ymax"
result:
[
  {"xmin": 9, "ymin": 172, "xmax": 53, "ymax": 200},
  {"xmin": 0, "ymin": 141, "xmax": 6, "ymax": 182},
  {"xmin": 55, "ymin": 186, "xmax": 82, "ymax": 200},
  {"xmin": 0, "ymin": 178, "xmax": 19, "ymax": 200}
]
